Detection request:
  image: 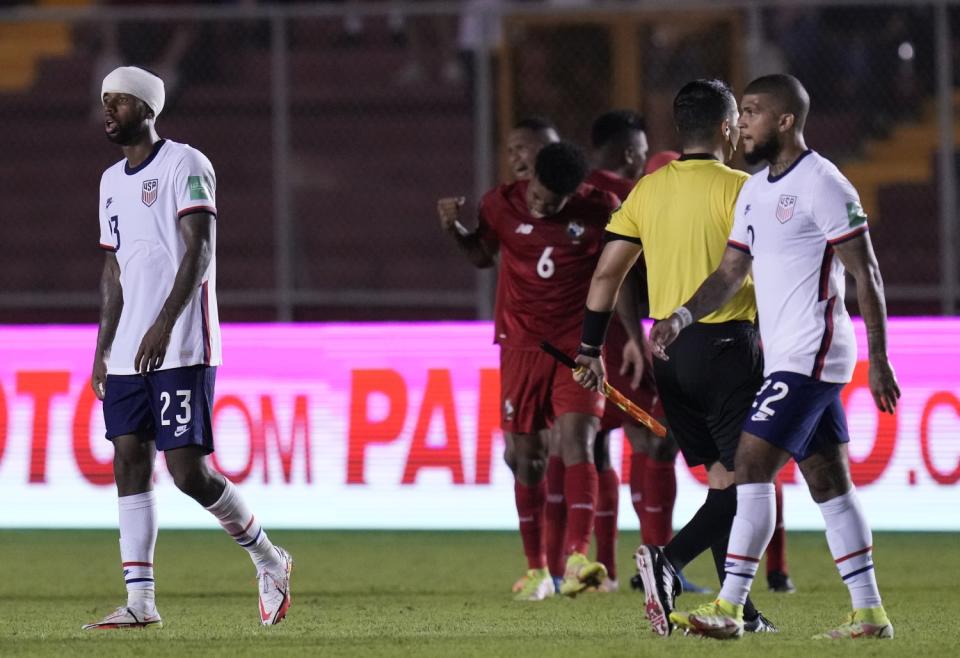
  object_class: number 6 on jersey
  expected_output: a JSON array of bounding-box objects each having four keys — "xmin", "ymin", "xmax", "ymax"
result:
[{"xmin": 537, "ymin": 246, "xmax": 555, "ymax": 279}]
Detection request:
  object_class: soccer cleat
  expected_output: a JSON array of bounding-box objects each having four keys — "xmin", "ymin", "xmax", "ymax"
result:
[
  {"xmin": 513, "ymin": 568, "xmax": 555, "ymax": 601},
  {"xmin": 596, "ymin": 577, "xmax": 619, "ymax": 593},
  {"xmin": 82, "ymin": 606, "xmax": 162, "ymax": 630},
  {"xmin": 813, "ymin": 607, "xmax": 894, "ymax": 640},
  {"xmin": 635, "ymin": 544, "xmax": 680, "ymax": 637},
  {"xmin": 258, "ymin": 546, "xmax": 293, "ymax": 626},
  {"xmin": 744, "ymin": 611, "xmax": 779, "ymax": 633},
  {"xmin": 559, "ymin": 552, "xmax": 607, "ymax": 597},
  {"xmin": 670, "ymin": 598, "xmax": 744, "ymax": 640},
  {"xmin": 677, "ymin": 570, "xmax": 712, "ymax": 595},
  {"xmin": 767, "ymin": 570, "xmax": 796, "ymax": 593},
  {"xmin": 511, "ymin": 573, "xmax": 529, "ymax": 594}
]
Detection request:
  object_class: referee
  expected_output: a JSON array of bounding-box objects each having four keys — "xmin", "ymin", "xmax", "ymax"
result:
[{"xmin": 573, "ymin": 79, "xmax": 773, "ymax": 636}]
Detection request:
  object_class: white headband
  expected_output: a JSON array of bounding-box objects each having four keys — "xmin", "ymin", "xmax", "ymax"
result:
[{"xmin": 101, "ymin": 66, "xmax": 165, "ymax": 118}]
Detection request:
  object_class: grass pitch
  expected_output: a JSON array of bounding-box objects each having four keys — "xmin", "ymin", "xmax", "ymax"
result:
[{"xmin": 1, "ymin": 530, "xmax": 957, "ymax": 657}]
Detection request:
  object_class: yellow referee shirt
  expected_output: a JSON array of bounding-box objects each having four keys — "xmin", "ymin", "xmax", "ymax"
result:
[{"xmin": 606, "ymin": 155, "xmax": 757, "ymax": 323}]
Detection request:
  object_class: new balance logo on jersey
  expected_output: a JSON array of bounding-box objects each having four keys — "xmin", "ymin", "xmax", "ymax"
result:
[
  {"xmin": 503, "ymin": 399, "xmax": 515, "ymax": 422},
  {"xmin": 174, "ymin": 425, "xmax": 190, "ymax": 437},
  {"xmin": 142, "ymin": 179, "xmax": 159, "ymax": 207},
  {"xmin": 106, "ymin": 197, "xmax": 113, "ymax": 209},
  {"xmin": 744, "ymin": 204, "xmax": 751, "ymax": 216},
  {"xmin": 750, "ymin": 411, "xmax": 770, "ymax": 422},
  {"xmin": 515, "ymin": 223, "xmax": 534, "ymax": 235},
  {"xmin": 776, "ymin": 195, "xmax": 797, "ymax": 223}
]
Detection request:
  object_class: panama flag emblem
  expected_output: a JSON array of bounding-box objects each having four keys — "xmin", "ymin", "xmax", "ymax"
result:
[
  {"xmin": 776, "ymin": 194, "xmax": 797, "ymax": 223},
  {"xmin": 142, "ymin": 179, "xmax": 158, "ymax": 207}
]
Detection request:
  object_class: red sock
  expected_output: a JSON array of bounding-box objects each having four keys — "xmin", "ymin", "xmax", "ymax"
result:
[
  {"xmin": 595, "ymin": 467, "xmax": 619, "ymax": 580},
  {"xmin": 766, "ymin": 478, "xmax": 788, "ymax": 574},
  {"xmin": 630, "ymin": 452, "xmax": 648, "ymax": 539},
  {"xmin": 644, "ymin": 459, "xmax": 676, "ymax": 546},
  {"xmin": 544, "ymin": 456, "xmax": 566, "ymax": 578},
  {"xmin": 563, "ymin": 462, "xmax": 598, "ymax": 557},
  {"xmin": 514, "ymin": 481, "xmax": 546, "ymax": 570}
]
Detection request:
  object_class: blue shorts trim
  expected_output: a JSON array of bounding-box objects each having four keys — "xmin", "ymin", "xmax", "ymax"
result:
[
  {"xmin": 102, "ymin": 365, "xmax": 217, "ymax": 453},
  {"xmin": 741, "ymin": 370, "xmax": 849, "ymax": 462}
]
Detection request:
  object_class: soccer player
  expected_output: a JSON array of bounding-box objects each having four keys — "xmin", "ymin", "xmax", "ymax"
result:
[
  {"xmin": 503, "ymin": 116, "xmax": 561, "ymax": 595},
  {"xmin": 573, "ymin": 80, "xmax": 773, "ymax": 635},
  {"xmin": 582, "ymin": 111, "xmax": 682, "ymax": 593},
  {"xmin": 507, "ymin": 116, "xmax": 560, "ymax": 181},
  {"xmin": 438, "ymin": 142, "xmax": 617, "ymax": 600},
  {"xmin": 84, "ymin": 66, "xmax": 292, "ymax": 630},
  {"xmin": 656, "ymin": 74, "xmax": 898, "ymax": 640},
  {"xmin": 582, "ymin": 109, "xmax": 650, "ymax": 592}
]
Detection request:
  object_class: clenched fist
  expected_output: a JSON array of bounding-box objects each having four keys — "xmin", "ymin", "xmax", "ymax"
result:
[{"xmin": 437, "ymin": 196, "xmax": 466, "ymax": 234}]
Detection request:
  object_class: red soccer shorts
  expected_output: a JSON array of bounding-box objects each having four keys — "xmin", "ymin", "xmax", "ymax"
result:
[
  {"xmin": 499, "ymin": 346, "xmax": 605, "ymax": 434},
  {"xmin": 601, "ymin": 318, "xmax": 665, "ymax": 431}
]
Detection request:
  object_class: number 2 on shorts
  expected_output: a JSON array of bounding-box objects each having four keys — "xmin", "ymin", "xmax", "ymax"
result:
[{"xmin": 753, "ymin": 379, "xmax": 790, "ymax": 417}]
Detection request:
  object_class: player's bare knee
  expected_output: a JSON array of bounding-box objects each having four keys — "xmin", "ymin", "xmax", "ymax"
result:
[
  {"xmin": 593, "ymin": 430, "xmax": 611, "ymax": 471},
  {"xmin": 515, "ymin": 455, "xmax": 546, "ymax": 484},
  {"xmin": 561, "ymin": 440, "xmax": 593, "ymax": 466},
  {"xmin": 623, "ymin": 423, "xmax": 653, "ymax": 454},
  {"xmin": 734, "ymin": 432, "xmax": 789, "ymax": 484},
  {"xmin": 706, "ymin": 462, "xmax": 735, "ymax": 489},
  {"xmin": 168, "ymin": 464, "xmax": 202, "ymax": 497},
  {"xmin": 112, "ymin": 444, "xmax": 153, "ymax": 493},
  {"xmin": 502, "ymin": 446, "xmax": 518, "ymax": 474},
  {"xmin": 799, "ymin": 454, "xmax": 852, "ymax": 503},
  {"xmin": 649, "ymin": 437, "xmax": 678, "ymax": 463}
]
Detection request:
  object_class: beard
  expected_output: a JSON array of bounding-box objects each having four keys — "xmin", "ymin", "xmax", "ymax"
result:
[
  {"xmin": 744, "ymin": 132, "xmax": 781, "ymax": 166},
  {"xmin": 105, "ymin": 120, "xmax": 147, "ymax": 146}
]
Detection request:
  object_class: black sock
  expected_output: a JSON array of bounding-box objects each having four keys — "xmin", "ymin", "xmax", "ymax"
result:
[
  {"xmin": 663, "ymin": 486, "xmax": 736, "ymax": 571},
  {"xmin": 710, "ymin": 537, "xmax": 759, "ymax": 621}
]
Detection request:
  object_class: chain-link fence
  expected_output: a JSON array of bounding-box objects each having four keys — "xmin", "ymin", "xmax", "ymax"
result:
[{"xmin": 0, "ymin": 0, "xmax": 957, "ymax": 321}]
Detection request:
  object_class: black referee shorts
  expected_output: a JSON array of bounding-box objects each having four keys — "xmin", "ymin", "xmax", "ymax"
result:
[{"xmin": 652, "ymin": 320, "xmax": 763, "ymax": 472}]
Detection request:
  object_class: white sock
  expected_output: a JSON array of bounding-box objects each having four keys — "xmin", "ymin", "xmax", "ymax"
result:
[
  {"xmin": 205, "ymin": 480, "xmax": 282, "ymax": 573},
  {"xmin": 118, "ymin": 491, "xmax": 158, "ymax": 612},
  {"xmin": 717, "ymin": 483, "xmax": 776, "ymax": 607},
  {"xmin": 818, "ymin": 488, "xmax": 882, "ymax": 609}
]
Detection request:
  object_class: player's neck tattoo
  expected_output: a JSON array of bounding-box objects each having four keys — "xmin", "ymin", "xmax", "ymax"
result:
[{"xmin": 768, "ymin": 155, "xmax": 793, "ymax": 177}]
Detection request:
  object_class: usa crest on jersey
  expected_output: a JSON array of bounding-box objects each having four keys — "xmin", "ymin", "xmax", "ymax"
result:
[
  {"xmin": 776, "ymin": 194, "xmax": 797, "ymax": 223},
  {"xmin": 142, "ymin": 179, "xmax": 158, "ymax": 207}
]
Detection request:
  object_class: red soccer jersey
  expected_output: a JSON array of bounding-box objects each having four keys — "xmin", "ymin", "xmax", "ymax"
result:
[
  {"xmin": 585, "ymin": 169, "xmax": 636, "ymax": 204},
  {"xmin": 586, "ymin": 168, "xmax": 651, "ymax": 314},
  {"xmin": 477, "ymin": 180, "xmax": 619, "ymax": 350}
]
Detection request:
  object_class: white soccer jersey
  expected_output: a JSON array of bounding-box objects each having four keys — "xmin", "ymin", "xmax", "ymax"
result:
[
  {"xmin": 98, "ymin": 139, "xmax": 222, "ymax": 375},
  {"xmin": 728, "ymin": 150, "xmax": 869, "ymax": 383}
]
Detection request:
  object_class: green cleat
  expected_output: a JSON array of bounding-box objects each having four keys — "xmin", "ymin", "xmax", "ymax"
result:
[
  {"xmin": 559, "ymin": 552, "xmax": 607, "ymax": 597},
  {"xmin": 513, "ymin": 568, "xmax": 555, "ymax": 601},
  {"xmin": 813, "ymin": 607, "xmax": 894, "ymax": 639},
  {"xmin": 669, "ymin": 598, "xmax": 744, "ymax": 640}
]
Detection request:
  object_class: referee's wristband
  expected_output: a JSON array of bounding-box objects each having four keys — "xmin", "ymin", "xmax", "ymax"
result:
[
  {"xmin": 577, "ymin": 344, "xmax": 602, "ymax": 358},
  {"xmin": 673, "ymin": 306, "xmax": 694, "ymax": 329},
  {"xmin": 581, "ymin": 307, "xmax": 613, "ymax": 348}
]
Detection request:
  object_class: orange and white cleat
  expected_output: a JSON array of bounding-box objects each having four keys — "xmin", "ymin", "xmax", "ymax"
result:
[
  {"xmin": 82, "ymin": 606, "xmax": 163, "ymax": 630},
  {"xmin": 258, "ymin": 547, "xmax": 294, "ymax": 626}
]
